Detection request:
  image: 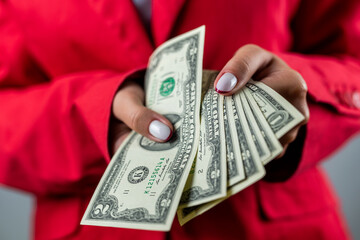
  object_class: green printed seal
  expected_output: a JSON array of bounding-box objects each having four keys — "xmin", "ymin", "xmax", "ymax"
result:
[{"xmin": 160, "ymin": 77, "xmax": 175, "ymax": 97}]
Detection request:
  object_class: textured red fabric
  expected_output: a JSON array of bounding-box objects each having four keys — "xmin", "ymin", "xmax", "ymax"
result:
[{"xmin": 1, "ymin": 0, "xmax": 360, "ymax": 239}]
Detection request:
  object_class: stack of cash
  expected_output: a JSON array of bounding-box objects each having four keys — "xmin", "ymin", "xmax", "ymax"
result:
[{"xmin": 81, "ymin": 26, "xmax": 304, "ymax": 231}]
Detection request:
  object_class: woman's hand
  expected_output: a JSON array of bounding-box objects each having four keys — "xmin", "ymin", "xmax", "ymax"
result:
[
  {"xmin": 214, "ymin": 44, "xmax": 310, "ymax": 157},
  {"xmin": 109, "ymin": 80, "xmax": 173, "ymax": 155}
]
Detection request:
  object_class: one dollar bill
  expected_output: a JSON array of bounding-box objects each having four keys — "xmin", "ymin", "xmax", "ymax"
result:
[{"xmin": 245, "ymin": 80, "xmax": 305, "ymax": 138}]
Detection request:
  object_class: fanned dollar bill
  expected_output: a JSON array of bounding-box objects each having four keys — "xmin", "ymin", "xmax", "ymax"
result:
[
  {"xmin": 177, "ymin": 96, "xmax": 266, "ymax": 225},
  {"xmin": 243, "ymin": 89, "xmax": 283, "ymax": 164},
  {"xmin": 177, "ymin": 80, "xmax": 305, "ymax": 225},
  {"xmin": 224, "ymin": 100, "xmax": 245, "ymax": 186},
  {"xmin": 237, "ymin": 92, "xmax": 271, "ymax": 164},
  {"xmin": 228, "ymin": 95, "xmax": 266, "ymax": 191},
  {"xmin": 81, "ymin": 26, "xmax": 205, "ymax": 231},
  {"xmin": 179, "ymin": 72, "xmax": 227, "ymax": 208},
  {"xmin": 246, "ymin": 80, "xmax": 305, "ymax": 138}
]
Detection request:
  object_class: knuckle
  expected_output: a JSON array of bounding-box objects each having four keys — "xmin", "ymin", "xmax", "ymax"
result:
[
  {"xmin": 242, "ymin": 43, "xmax": 262, "ymax": 52},
  {"xmin": 282, "ymin": 131, "xmax": 297, "ymax": 145},
  {"xmin": 297, "ymin": 77, "xmax": 308, "ymax": 95},
  {"xmin": 283, "ymin": 69, "xmax": 308, "ymax": 98},
  {"xmin": 291, "ymin": 70, "xmax": 308, "ymax": 94},
  {"xmin": 286, "ymin": 69, "xmax": 309, "ymax": 123},
  {"xmin": 239, "ymin": 44, "xmax": 266, "ymax": 58},
  {"xmin": 303, "ymin": 107, "xmax": 310, "ymax": 124},
  {"xmin": 129, "ymin": 108, "xmax": 144, "ymax": 130},
  {"xmin": 286, "ymin": 134, "xmax": 297, "ymax": 144},
  {"xmin": 236, "ymin": 56, "xmax": 252, "ymax": 76}
]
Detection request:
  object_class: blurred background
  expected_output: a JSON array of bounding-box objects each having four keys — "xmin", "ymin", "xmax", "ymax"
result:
[{"xmin": 1, "ymin": 135, "xmax": 360, "ymax": 240}]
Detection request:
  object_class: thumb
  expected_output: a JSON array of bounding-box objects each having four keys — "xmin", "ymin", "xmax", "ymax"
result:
[{"xmin": 112, "ymin": 81, "xmax": 174, "ymax": 142}]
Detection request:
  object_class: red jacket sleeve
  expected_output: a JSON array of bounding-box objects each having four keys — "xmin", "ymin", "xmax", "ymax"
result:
[
  {"xmin": 0, "ymin": 4, "xmax": 144, "ymax": 197},
  {"xmin": 265, "ymin": 0, "xmax": 360, "ymax": 180}
]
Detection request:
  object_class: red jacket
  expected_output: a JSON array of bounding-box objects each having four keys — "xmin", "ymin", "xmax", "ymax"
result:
[{"xmin": 1, "ymin": 0, "xmax": 360, "ymax": 239}]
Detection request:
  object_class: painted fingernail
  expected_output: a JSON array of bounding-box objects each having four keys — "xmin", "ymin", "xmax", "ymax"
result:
[
  {"xmin": 149, "ymin": 120, "xmax": 172, "ymax": 141},
  {"xmin": 215, "ymin": 72, "xmax": 238, "ymax": 93}
]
